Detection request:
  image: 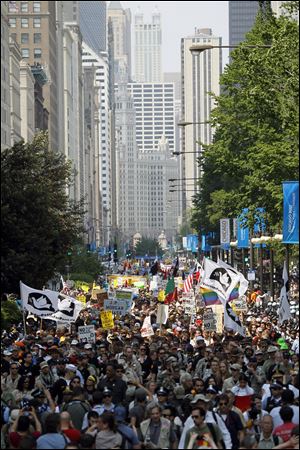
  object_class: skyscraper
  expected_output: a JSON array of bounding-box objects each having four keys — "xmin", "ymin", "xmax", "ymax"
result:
[
  {"xmin": 229, "ymin": 1, "xmax": 259, "ymax": 47},
  {"xmin": 79, "ymin": 1, "xmax": 107, "ymax": 54},
  {"xmin": 181, "ymin": 28, "xmax": 222, "ymax": 211},
  {"xmin": 134, "ymin": 7, "xmax": 162, "ymax": 82},
  {"xmin": 108, "ymin": 1, "xmax": 131, "ymax": 82},
  {"xmin": 1, "ymin": 1, "xmax": 11, "ymax": 150}
]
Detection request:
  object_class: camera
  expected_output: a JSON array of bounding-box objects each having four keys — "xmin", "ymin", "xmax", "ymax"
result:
[{"xmin": 248, "ymin": 406, "xmax": 260, "ymax": 420}]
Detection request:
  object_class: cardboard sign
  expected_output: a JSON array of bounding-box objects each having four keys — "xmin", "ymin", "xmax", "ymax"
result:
[
  {"xmin": 100, "ymin": 310, "xmax": 114, "ymax": 329},
  {"xmin": 247, "ymin": 270, "xmax": 256, "ymax": 281},
  {"xmin": 78, "ymin": 325, "xmax": 96, "ymax": 343},
  {"xmin": 115, "ymin": 289, "xmax": 134, "ymax": 301},
  {"xmin": 141, "ymin": 316, "xmax": 154, "ymax": 337},
  {"xmin": 203, "ymin": 310, "xmax": 217, "ymax": 331},
  {"xmin": 233, "ymin": 298, "xmax": 248, "ymax": 311}
]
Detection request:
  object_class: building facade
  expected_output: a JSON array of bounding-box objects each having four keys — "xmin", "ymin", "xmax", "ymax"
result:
[
  {"xmin": 19, "ymin": 60, "xmax": 35, "ymax": 143},
  {"xmin": 108, "ymin": 1, "xmax": 131, "ymax": 83},
  {"xmin": 7, "ymin": 0, "xmax": 60, "ymax": 151},
  {"xmin": 1, "ymin": 1, "xmax": 11, "ymax": 150},
  {"xmin": 229, "ymin": 1, "xmax": 259, "ymax": 47},
  {"xmin": 181, "ymin": 28, "xmax": 222, "ymax": 211},
  {"xmin": 134, "ymin": 7, "xmax": 162, "ymax": 82},
  {"xmin": 9, "ymin": 36, "xmax": 22, "ymax": 145},
  {"xmin": 79, "ymin": 1, "xmax": 107, "ymax": 55}
]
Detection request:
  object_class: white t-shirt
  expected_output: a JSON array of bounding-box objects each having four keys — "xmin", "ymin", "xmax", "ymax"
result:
[{"xmin": 270, "ymin": 404, "xmax": 299, "ymax": 428}]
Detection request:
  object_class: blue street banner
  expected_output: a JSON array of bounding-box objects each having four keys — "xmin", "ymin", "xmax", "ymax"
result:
[
  {"xmin": 254, "ymin": 207, "xmax": 266, "ymax": 248},
  {"xmin": 201, "ymin": 234, "xmax": 211, "ymax": 252},
  {"xmin": 237, "ymin": 208, "xmax": 249, "ymax": 248},
  {"xmin": 187, "ymin": 234, "xmax": 198, "ymax": 252},
  {"xmin": 283, "ymin": 181, "xmax": 299, "ymax": 244}
]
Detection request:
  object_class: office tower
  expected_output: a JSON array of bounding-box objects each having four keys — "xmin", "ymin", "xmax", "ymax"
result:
[
  {"xmin": 108, "ymin": 1, "xmax": 131, "ymax": 82},
  {"xmin": 127, "ymin": 83, "xmax": 176, "ymax": 153},
  {"xmin": 62, "ymin": 23, "xmax": 84, "ymax": 203},
  {"xmin": 62, "ymin": 0, "xmax": 79, "ymax": 22},
  {"xmin": 7, "ymin": 1, "xmax": 61, "ymax": 152},
  {"xmin": 229, "ymin": 1, "xmax": 259, "ymax": 47},
  {"xmin": 9, "ymin": 37, "xmax": 22, "ymax": 145},
  {"xmin": 79, "ymin": 1, "xmax": 107, "ymax": 54},
  {"xmin": 134, "ymin": 7, "xmax": 162, "ymax": 82},
  {"xmin": 1, "ymin": 1, "xmax": 11, "ymax": 150},
  {"xmin": 82, "ymin": 41, "xmax": 112, "ymax": 243},
  {"xmin": 181, "ymin": 28, "xmax": 222, "ymax": 211},
  {"xmin": 19, "ymin": 60, "xmax": 35, "ymax": 143}
]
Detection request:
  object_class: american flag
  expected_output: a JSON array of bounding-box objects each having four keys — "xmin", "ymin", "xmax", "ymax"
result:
[{"xmin": 183, "ymin": 273, "xmax": 193, "ymax": 293}]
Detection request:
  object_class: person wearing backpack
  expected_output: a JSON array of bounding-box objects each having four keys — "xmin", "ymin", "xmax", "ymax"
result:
[
  {"xmin": 61, "ymin": 387, "xmax": 91, "ymax": 430},
  {"xmin": 257, "ymin": 414, "xmax": 283, "ymax": 449},
  {"xmin": 114, "ymin": 405, "xmax": 141, "ymax": 449},
  {"xmin": 184, "ymin": 406, "xmax": 223, "ymax": 449}
]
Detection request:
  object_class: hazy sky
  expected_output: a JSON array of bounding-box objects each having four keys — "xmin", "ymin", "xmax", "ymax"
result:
[{"xmin": 121, "ymin": 1, "xmax": 229, "ymax": 73}]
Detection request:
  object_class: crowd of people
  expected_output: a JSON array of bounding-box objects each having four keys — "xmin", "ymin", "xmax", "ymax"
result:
[{"xmin": 1, "ymin": 261, "xmax": 299, "ymax": 449}]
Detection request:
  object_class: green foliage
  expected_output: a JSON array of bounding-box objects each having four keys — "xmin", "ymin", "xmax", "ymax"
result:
[
  {"xmin": 134, "ymin": 237, "xmax": 164, "ymax": 257},
  {"xmin": 1, "ymin": 133, "xmax": 85, "ymax": 293},
  {"xmin": 1, "ymin": 299, "xmax": 22, "ymax": 330},
  {"xmin": 192, "ymin": 6, "xmax": 299, "ymax": 235},
  {"xmin": 64, "ymin": 246, "xmax": 103, "ymax": 281}
]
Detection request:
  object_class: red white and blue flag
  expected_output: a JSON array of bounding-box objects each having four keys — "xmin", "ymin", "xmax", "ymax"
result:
[{"xmin": 183, "ymin": 273, "xmax": 193, "ymax": 293}]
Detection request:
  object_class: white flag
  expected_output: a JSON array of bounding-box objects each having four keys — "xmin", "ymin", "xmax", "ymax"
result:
[
  {"xmin": 43, "ymin": 294, "xmax": 84, "ymax": 323},
  {"xmin": 278, "ymin": 261, "xmax": 291, "ymax": 324},
  {"xmin": 201, "ymin": 258, "xmax": 240, "ymax": 301},
  {"xmin": 157, "ymin": 304, "xmax": 169, "ymax": 325},
  {"xmin": 20, "ymin": 281, "xmax": 59, "ymax": 316},
  {"xmin": 217, "ymin": 258, "xmax": 249, "ymax": 296},
  {"xmin": 141, "ymin": 316, "xmax": 154, "ymax": 337},
  {"xmin": 222, "ymin": 297, "xmax": 246, "ymax": 336}
]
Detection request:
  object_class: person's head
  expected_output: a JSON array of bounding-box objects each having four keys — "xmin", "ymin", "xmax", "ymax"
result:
[
  {"xmin": 79, "ymin": 433, "xmax": 95, "ymax": 449},
  {"xmin": 70, "ymin": 376, "xmax": 81, "ymax": 389},
  {"xmin": 238, "ymin": 373, "xmax": 249, "ymax": 389},
  {"xmin": 60, "ymin": 411, "xmax": 72, "ymax": 427},
  {"xmin": 125, "ymin": 346, "xmax": 133, "ymax": 360},
  {"xmin": 44, "ymin": 413, "xmax": 61, "ymax": 433},
  {"xmin": 260, "ymin": 415, "xmax": 274, "ymax": 436},
  {"xmin": 180, "ymin": 373, "xmax": 193, "ymax": 390},
  {"xmin": 71, "ymin": 386, "xmax": 85, "ymax": 401},
  {"xmin": 218, "ymin": 394, "xmax": 230, "ymax": 414},
  {"xmin": 23, "ymin": 352, "xmax": 32, "ymax": 365},
  {"xmin": 17, "ymin": 375, "xmax": 35, "ymax": 392},
  {"xmin": 10, "ymin": 361, "xmax": 20, "ymax": 375},
  {"xmin": 148, "ymin": 405, "xmax": 162, "ymax": 423},
  {"xmin": 270, "ymin": 383, "xmax": 283, "ymax": 398},
  {"xmin": 17, "ymin": 415, "xmax": 31, "ymax": 433},
  {"xmin": 98, "ymin": 412, "xmax": 116, "ymax": 432},
  {"xmin": 102, "ymin": 389, "xmax": 113, "ymax": 405},
  {"xmin": 191, "ymin": 406, "xmax": 206, "ymax": 427},
  {"xmin": 281, "ymin": 389, "xmax": 295, "ymax": 405},
  {"xmin": 219, "ymin": 361, "xmax": 230, "ymax": 375},
  {"xmin": 85, "ymin": 375, "xmax": 96, "ymax": 392},
  {"xmin": 105, "ymin": 363, "xmax": 116, "ymax": 379},
  {"xmin": 64, "ymin": 445, "xmax": 79, "ymax": 449},
  {"xmin": 279, "ymin": 405, "xmax": 294, "ymax": 423},
  {"xmin": 211, "ymin": 359, "xmax": 220, "ymax": 373},
  {"xmin": 87, "ymin": 410, "xmax": 99, "ymax": 427},
  {"xmin": 40, "ymin": 361, "xmax": 50, "ymax": 375},
  {"xmin": 193, "ymin": 378, "xmax": 205, "ymax": 394}
]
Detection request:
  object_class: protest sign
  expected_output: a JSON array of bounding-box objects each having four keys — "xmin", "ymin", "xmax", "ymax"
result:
[
  {"xmin": 104, "ymin": 298, "xmax": 132, "ymax": 316},
  {"xmin": 232, "ymin": 297, "xmax": 248, "ymax": 311},
  {"xmin": 78, "ymin": 325, "xmax": 96, "ymax": 344},
  {"xmin": 203, "ymin": 309, "xmax": 217, "ymax": 331},
  {"xmin": 156, "ymin": 304, "xmax": 169, "ymax": 325},
  {"xmin": 100, "ymin": 310, "xmax": 114, "ymax": 329},
  {"xmin": 141, "ymin": 316, "xmax": 154, "ymax": 337}
]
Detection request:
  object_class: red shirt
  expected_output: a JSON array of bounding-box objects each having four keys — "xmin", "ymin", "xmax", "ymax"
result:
[
  {"xmin": 9, "ymin": 431, "xmax": 41, "ymax": 448},
  {"xmin": 63, "ymin": 428, "xmax": 81, "ymax": 443},
  {"xmin": 273, "ymin": 422, "xmax": 295, "ymax": 442}
]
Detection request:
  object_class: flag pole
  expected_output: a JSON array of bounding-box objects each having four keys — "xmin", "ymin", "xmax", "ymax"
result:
[{"xmin": 22, "ymin": 307, "xmax": 27, "ymax": 336}]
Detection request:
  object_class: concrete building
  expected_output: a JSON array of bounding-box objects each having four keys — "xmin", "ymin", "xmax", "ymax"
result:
[
  {"xmin": 134, "ymin": 7, "xmax": 162, "ymax": 82},
  {"xmin": 127, "ymin": 82, "xmax": 176, "ymax": 153},
  {"xmin": 108, "ymin": 1, "xmax": 131, "ymax": 82},
  {"xmin": 9, "ymin": 36, "xmax": 22, "ymax": 145},
  {"xmin": 19, "ymin": 60, "xmax": 35, "ymax": 143},
  {"xmin": 181, "ymin": 28, "xmax": 222, "ymax": 211},
  {"xmin": 62, "ymin": 0, "xmax": 79, "ymax": 22},
  {"xmin": 1, "ymin": 1, "xmax": 11, "ymax": 150},
  {"xmin": 82, "ymin": 41, "xmax": 112, "ymax": 244},
  {"xmin": 31, "ymin": 63, "xmax": 49, "ymax": 134},
  {"xmin": 63, "ymin": 23, "xmax": 84, "ymax": 203},
  {"xmin": 229, "ymin": 1, "xmax": 259, "ymax": 48},
  {"xmin": 7, "ymin": 0, "xmax": 60, "ymax": 151},
  {"xmin": 79, "ymin": 1, "xmax": 107, "ymax": 55}
]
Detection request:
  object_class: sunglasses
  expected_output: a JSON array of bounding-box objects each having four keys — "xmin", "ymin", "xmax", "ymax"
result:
[
  {"xmin": 103, "ymin": 394, "xmax": 112, "ymax": 398},
  {"xmin": 192, "ymin": 415, "xmax": 200, "ymax": 420},
  {"xmin": 219, "ymin": 402, "xmax": 228, "ymax": 406},
  {"xmin": 162, "ymin": 414, "xmax": 171, "ymax": 417}
]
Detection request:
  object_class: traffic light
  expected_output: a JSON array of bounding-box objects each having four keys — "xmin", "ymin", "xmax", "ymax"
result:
[
  {"xmin": 113, "ymin": 243, "xmax": 118, "ymax": 263},
  {"xmin": 126, "ymin": 249, "xmax": 132, "ymax": 259},
  {"xmin": 235, "ymin": 248, "xmax": 242, "ymax": 263}
]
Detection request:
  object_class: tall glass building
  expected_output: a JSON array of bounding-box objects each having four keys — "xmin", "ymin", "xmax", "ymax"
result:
[
  {"xmin": 79, "ymin": 1, "xmax": 107, "ymax": 54},
  {"xmin": 229, "ymin": 1, "xmax": 259, "ymax": 47}
]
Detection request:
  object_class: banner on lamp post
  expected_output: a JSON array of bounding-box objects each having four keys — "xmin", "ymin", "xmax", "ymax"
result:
[
  {"xmin": 282, "ymin": 181, "xmax": 299, "ymax": 244},
  {"xmin": 220, "ymin": 219, "xmax": 230, "ymax": 249},
  {"xmin": 233, "ymin": 218, "xmax": 238, "ymax": 240},
  {"xmin": 237, "ymin": 208, "xmax": 249, "ymax": 249}
]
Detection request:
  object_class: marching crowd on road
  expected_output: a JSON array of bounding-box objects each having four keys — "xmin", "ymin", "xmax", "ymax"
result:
[{"xmin": 1, "ymin": 259, "xmax": 299, "ymax": 449}]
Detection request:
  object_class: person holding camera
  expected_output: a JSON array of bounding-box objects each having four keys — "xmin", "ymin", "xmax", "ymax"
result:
[
  {"xmin": 8, "ymin": 407, "xmax": 42, "ymax": 449},
  {"xmin": 243, "ymin": 395, "xmax": 268, "ymax": 436},
  {"xmin": 139, "ymin": 404, "xmax": 177, "ymax": 449}
]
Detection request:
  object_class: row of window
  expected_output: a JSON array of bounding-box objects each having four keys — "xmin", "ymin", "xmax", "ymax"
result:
[
  {"xmin": 9, "ymin": 17, "xmax": 41, "ymax": 28},
  {"xmin": 21, "ymin": 48, "xmax": 42, "ymax": 58},
  {"xmin": 10, "ymin": 32, "xmax": 41, "ymax": 44},
  {"xmin": 9, "ymin": 1, "xmax": 41, "ymax": 13}
]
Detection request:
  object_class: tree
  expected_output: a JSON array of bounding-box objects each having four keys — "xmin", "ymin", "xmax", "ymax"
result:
[
  {"xmin": 191, "ymin": 2, "xmax": 299, "ymax": 235},
  {"xmin": 65, "ymin": 245, "xmax": 104, "ymax": 282},
  {"xmin": 1, "ymin": 297, "xmax": 22, "ymax": 330},
  {"xmin": 134, "ymin": 237, "xmax": 164, "ymax": 258},
  {"xmin": 1, "ymin": 133, "xmax": 85, "ymax": 293}
]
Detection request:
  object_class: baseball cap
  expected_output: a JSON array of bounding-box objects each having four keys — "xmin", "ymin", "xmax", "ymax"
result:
[
  {"xmin": 271, "ymin": 380, "xmax": 283, "ymax": 389},
  {"xmin": 230, "ymin": 363, "xmax": 241, "ymax": 370},
  {"xmin": 157, "ymin": 387, "xmax": 168, "ymax": 396},
  {"xmin": 3, "ymin": 350, "xmax": 12, "ymax": 356},
  {"xmin": 84, "ymin": 344, "xmax": 92, "ymax": 350},
  {"xmin": 40, "ymin": 361, "xmax": 49, "ymax": 370},
  {"xmin": 267, "ymin": 345, "xmax": 278, "ymax": 353},
  {"xmin": 191, "ymin": 394, "xmax": 210, "ymax": 404},
  {"xmin": 71, "ymin": 340, "xmax": 79, "ymax": 346}
]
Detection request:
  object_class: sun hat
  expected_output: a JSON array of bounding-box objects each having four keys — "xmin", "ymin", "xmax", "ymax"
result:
[{"xmin": 191, "ymin": 394, "xmax": 210, "ymax": 404}]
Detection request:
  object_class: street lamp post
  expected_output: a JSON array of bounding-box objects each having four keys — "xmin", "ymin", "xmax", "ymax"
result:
[{"xmin": 189, "ymin": 44, "xmax": 272, "ymax": 54}]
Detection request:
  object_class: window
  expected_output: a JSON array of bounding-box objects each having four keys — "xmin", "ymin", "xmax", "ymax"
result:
[
  {"xmin": 34, "ymin": 33, "xmax": 41, "ymax": 43},
  {"xmin": 33, "ymin": 18, "xmax": 41, "ymax": 28},
  {"xmin": 33, "ymin": 2, "xmax": 41, "ymax": 12},
  {"xmin": 9, "ymin": 18, "xmax": 16, "ymax": 28},
  {"xmin": 21, "ymin": 48, "xmax": 30, "ymax": 58},
  {"xmin": 21, "ymin": 33, "xmax": 29, "ymax": 44},
  {"xmin": 34, "ymin": 48, "xmax": 42, "ymax": 58},
  {"xmin": 21, "ymin": 18, "xmax": 29, "ymax": 28},
  {"xmin": 10, "ymin": 33, "xmax": 17, "ymax": 42},
  {"xmin": 21, "ymin": 2, "xmax": 29, "ymax": 12}
]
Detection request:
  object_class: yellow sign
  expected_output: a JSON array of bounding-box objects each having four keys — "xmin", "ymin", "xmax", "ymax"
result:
[
  {"xmin": 100, "ymin": 310, "xmax": 114, "ymax": 329},
  {"xmin": 158, "ymin": 290, "xmax": 165, "ymax": 302},
  {"xmin": 77, "ymin": 295, "xmax": 86, "ymax": 304}
]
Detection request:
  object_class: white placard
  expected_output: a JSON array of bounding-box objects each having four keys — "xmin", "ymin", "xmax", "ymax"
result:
[
  {"xmin": 104, "ymin": 298, "xmax": 132, "ymax": 316},
  {"xmin": 78, "ymin": 325, "xmax": 96, "ymax": 344},
  {"xmin": 247, "ymin": 270, "xmax": 256, "ymax": 281},
  {"xmin": 203, "ymin": 310, "xmax": 217, "ymax": 331},
  {"xmin": 233, "ymin": 298, "xmax": 248, "ymax": 311},
  {"xmin": 157, "ymin": 304, "xmax": 169, "ymax": 324}
]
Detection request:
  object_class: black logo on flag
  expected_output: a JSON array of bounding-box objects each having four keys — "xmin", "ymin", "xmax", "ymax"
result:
[
  {"xmin": 58, "ymin": 295, "xmax": 75, "ymax": 317},
  {"xmin": 27, "ymin": 293, "xmax": 56, "ymax": 313},
  {"xmin": 210, "ymin": 268, "xmax": 232, "ymax": 291}
]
